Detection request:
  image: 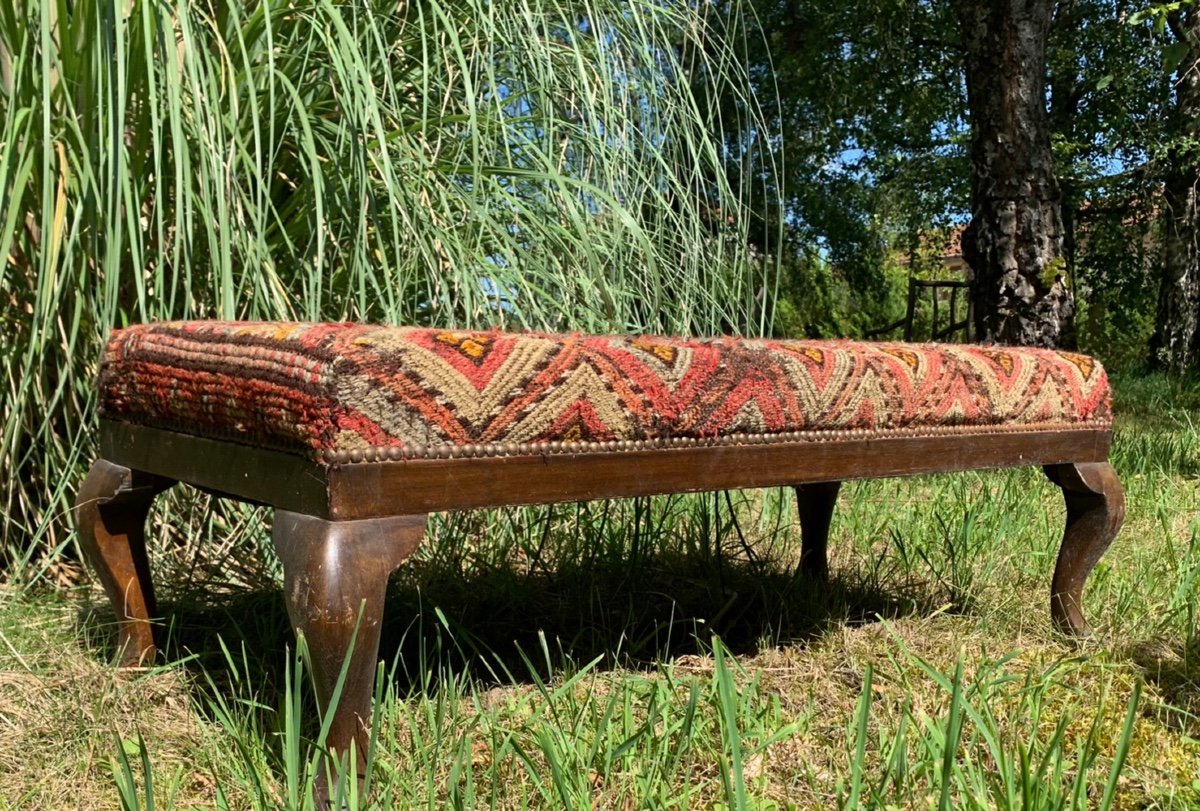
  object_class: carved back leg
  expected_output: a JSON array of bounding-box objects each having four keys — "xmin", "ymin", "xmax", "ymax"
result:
[
  {"xmin": 1043, "ymin": 462, "xmax": 1125, "ymax": 636},
  {"xmin": 272, "ymin": 510, "xmax": 426, "ymax": 804},
  {"xmin": 795, "ymin": 481, "xmax": 842, "ymax": 580},
  {"xmin": 74, "ymin": 460, "xmax": 174, "ymax": 666}
]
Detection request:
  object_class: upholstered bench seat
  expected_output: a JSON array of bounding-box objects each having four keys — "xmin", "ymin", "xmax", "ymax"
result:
[
  {"xmin": 99, "ymin": 321, "xmax": 1111, "ymax": 461},
  {"xmin": 77, "ymin": 320, "xmax": 1123, "ymax": 805}
]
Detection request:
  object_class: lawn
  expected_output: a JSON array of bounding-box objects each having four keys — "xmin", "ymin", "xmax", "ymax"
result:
[{"xmin": 0, "ymin": 371, "xmax": 1197, "ymax": 809}]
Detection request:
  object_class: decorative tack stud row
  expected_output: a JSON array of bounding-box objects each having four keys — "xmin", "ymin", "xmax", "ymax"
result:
[{"xmin": 315, "ymin": 419, "xmax": 1112, "ymax": 465}]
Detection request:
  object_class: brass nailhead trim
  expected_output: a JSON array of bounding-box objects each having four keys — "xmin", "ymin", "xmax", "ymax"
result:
[{"xmin": 316, "ymin": 419, "xmax": 1113, "ymax": 465}]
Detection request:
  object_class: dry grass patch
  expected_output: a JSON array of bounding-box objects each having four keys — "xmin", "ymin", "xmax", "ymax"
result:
[{"xmin": 0, "ymin": 594, "xmax": 205, "ymax": 809}]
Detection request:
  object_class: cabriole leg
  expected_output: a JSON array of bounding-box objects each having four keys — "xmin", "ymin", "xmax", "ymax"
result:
[
  {"xmin": 1043, "ymin": 462, "xmax": 1125, "ymax": 636},
  {"xmin": 271, "ymin": 510, "xmax": 426, "ymax": 804},
  {"xmin": 795, "ymin": 480, "xmax": 842, "ymax": 580},
  {"xmin": 74, "ymin": 459, "xmax": 174, "ymax": 666}
]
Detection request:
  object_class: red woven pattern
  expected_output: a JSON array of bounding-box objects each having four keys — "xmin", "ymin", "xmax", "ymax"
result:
[{"xmin": 99, "ymin": 321, "xmax": 1112, "ymax": 458}]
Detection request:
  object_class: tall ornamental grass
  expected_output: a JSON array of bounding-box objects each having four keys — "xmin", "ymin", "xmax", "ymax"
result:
[{"xmin": 0, "ymin": 0, "xmax": 778, "ymax": 574}]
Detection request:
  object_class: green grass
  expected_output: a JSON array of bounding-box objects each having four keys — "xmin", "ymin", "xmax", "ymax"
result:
[
  {"xmin": 0, "ymin": 371, "xmax": 1197, "ymax": 809},
  {"xmin": 0, "ymin": 0, "xmax": 778, "ymax": 576}
]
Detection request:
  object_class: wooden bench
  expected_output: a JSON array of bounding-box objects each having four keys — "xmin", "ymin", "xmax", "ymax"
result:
[{"xmin": 75, "ymin": 320, "xmax": 1124, "ymax": 792}]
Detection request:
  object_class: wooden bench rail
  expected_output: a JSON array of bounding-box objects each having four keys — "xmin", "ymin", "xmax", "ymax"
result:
[{"xmin": 100, "ymin": 422, "xmax": 1111, "ymax": 519}]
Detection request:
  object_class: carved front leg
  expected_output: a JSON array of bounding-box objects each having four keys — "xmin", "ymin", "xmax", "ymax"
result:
[
  {"xmin": 1043, "ymin": 462, "xmax": 1125, "ymax": 636},
  {"xmin": 795, "ymin": 481, "xmax": 842, "ymax": 580},
  {"xmin": 272, "ymin": 510, "xmax": 426, "ymax": 803},
  {"xmin": 74, "ymin": 460, "xmax": 174, "ymax": 666}
]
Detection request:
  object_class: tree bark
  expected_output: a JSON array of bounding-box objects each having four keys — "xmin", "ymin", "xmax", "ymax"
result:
[
  {"xmin": 955, "ymin": 0, "xmax": 1072, "ymax": 347},
  {"xmin": 1151, "ymin": 10, "xmax": 1200, "ymax": 373}
]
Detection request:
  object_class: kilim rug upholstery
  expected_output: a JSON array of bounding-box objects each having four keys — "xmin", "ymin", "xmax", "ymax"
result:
[{"xmin": 99, "ymin": 321, "xmax": 1112, "ymax": 462}]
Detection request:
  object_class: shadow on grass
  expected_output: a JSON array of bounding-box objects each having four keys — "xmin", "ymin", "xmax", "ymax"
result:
[
  {"xmin": 1128, "ymin": 637, "xmax": 1200, "ymax": 737},
  {"xmin": 79, "ymin": 547, "xmax": 926, "ymax": 708}
]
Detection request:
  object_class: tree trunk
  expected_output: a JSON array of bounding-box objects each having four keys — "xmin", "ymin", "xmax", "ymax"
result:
[
  {"xmin": 955, "ymin": 0, "xmax": 1072, "ymax": 347},
  {"xmin": 1151, "ymin": 10, "xmax": 1200, "ymax": 373}
]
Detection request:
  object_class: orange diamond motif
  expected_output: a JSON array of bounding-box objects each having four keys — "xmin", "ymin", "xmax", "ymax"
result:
[
  {"xmin": 1060, "ymin": 352, "xmax": 1095, "ymax": 379},
  {"xmin": 631, "ymin": 337, "xmax": 677, "ymax": 363},
  {"xmin": 786, "ymin": 346, "xmax": 824, "ymax": 364},
  {"xmin": 436, "ymin": 332, "xmax": 492, "ymax": 360},
  {"xmin": 980, "ymin": 350, "xmax": 1015, "ymax": 375},
  {"xmin": 882, "ymin": 347, "xmax": 921, "ymax": 371}
]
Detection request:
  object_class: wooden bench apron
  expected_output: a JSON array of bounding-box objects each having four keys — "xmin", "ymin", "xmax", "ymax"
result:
[{"xmin": 75, "ymin": 321, "xmax": 1123, "ymax": 790}]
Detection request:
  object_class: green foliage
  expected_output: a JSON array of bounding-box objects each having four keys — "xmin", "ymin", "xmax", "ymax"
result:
[
  {"xmin": 771, "ymin": 250, "xmax": 910, "ymax": 339},
  {"xmin": 718, "ymin": 0, "xmax": 969, "ymax": 338},
  {"xmin": 722, "ymin": 0, "xmax": 1174, "ymax": 355},
  {"xmin": 1046, "ymin": 0, "xmax": 1170, "ymax": 362},
  {"xmin": 1075, "ymin": 199, "xmax": 1160, "ymax": 369},
  {"xmin": 0, "ymin": 0, "xmax": 776, "ymax": 572}
]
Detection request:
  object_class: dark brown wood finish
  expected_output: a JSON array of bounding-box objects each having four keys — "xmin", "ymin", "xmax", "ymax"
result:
[
  {"xmin": 74, "ymin": 460, "xmax": 175, "ymax": 666},
  {"xmin": 91, "ymin": 422, "xmax": 1122, "ymax": 638},
  {"xmin": 103, "ymin": 417, "xmax": 1113, "ymax": 520},
  {"xmin": 101, "ymin": 422, "xmax": 329, "ymax": 516},
  {"xmin": 272, "ymin": 510, "xmax": 426, "ymax": 802},
  {"xmin": 327, "ymin": 428, "xmax": 1110, "ymax": 519},
  {"xmin": 795, "ymin": 481, "xmax": 842, "ymax": 580},
  {"xmin": 100, "ymin": 423, "xmax": 1111, "ymax": 520},
  {"xmin": 1043, "ymin": 462, "xmax": 1125, "ymax": 636}
]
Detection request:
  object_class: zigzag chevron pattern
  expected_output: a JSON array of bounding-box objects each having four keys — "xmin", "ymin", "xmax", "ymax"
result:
[{"xmin": 99, "ymin": 321, "xmax": 1112, "ymax": 459}]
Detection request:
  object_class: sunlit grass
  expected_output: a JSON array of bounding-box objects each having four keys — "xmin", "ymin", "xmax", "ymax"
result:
[{"xmin": 0, "ymin": 373, "xmax": 1197, "ymax": 808}]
